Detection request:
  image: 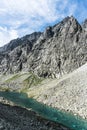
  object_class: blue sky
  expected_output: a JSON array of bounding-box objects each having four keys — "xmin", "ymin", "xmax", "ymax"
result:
[{"xmin": 0, "ymin": 0, "xmax": 87, "ymax": 47}]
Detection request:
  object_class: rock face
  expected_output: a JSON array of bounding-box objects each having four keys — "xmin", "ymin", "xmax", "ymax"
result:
[
  {"xmin": 0, "ymin": 16, "xmax": 87, "ymax": 78},
  {"xmin": 82, "ymin": 19, "xmax": 87, "ymax": 30}
]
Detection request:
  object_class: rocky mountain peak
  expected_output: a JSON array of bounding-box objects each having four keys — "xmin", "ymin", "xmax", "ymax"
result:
[
  {"xmin": 0, "ymin": 16, "xmax": 87, "ymax": 78},
  {"xmin": 52, "ymin": 16, "xmax": 82, "ymax": 38}
]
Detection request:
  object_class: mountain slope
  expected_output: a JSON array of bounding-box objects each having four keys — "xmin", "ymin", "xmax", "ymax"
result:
[
  {"xmin": 1, "ymin": 15, "xmax": 87, "ymax": 123},
  {"xmin": 0, "ymin": 16, "xmax": 87, "ymax": 77},
  {"xmin": 0, "ymin": 32, "xmax": 41, "ymax": 53},
  {"xmin": 1, "ymin": 60, "xmax": 87, "ymax": 119},
  {"xmin": 27, "ymin": 62, "xmax": 87, "ymax": 119}
]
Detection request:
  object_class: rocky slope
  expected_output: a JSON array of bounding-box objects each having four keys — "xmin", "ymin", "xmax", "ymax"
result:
[
  {"xmin": 1, "ymin": 62, "xmax": 87, "ymax": 119},
  {"xmin": 82, "ymin": 19, "xmax": 87, "ymax": 30},
  {"xmin": 27, "ymin": 62, "xmax": 87, "ymax": 119},
  {"xmin": 0, "ymin": 72, "xmax": 43, "ymax": 92},
  {"xmin": 0, "ymin": 16, "xmax": 87, "ymax": 78},
  {"xmin": 0, "ymin": 32, "xmax": 41, "ymax": 53},
  {"xmin": 0, "ymin": 102, "xmax": 69, "ymax": 130}
]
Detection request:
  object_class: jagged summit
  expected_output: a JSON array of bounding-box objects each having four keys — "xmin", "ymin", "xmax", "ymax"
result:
[
  {"xmin": 53, "ymin": 16, "xmax": 82, "ymax": 36},
  {"xmin": 0, "ymin": 16, "xmax": 87, "ymax": 78},
  {"xmin": 42, "ymin": 16, "xmax": 80, "ymax": 38}
]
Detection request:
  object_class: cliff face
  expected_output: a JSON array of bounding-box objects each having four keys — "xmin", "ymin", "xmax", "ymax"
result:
[
  {"xmin": 0, "ymin": 16, "xmax": 87, "ymax": 78},
  {"xmin": 82, "ymin": 19, "xmax": 87, "ymax": 30}
]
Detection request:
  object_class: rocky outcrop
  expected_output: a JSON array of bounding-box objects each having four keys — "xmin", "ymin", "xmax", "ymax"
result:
[
  {"xmin": 82, "ymin": 19, "xmax": 87, "ymax": 30},
  {"xmin": 0, "ymin": 16, "xmax": 87, "ymax": 78},
  {"xmin": 0, "ymin": 32, "xmax": 41, "ymax": 73}
]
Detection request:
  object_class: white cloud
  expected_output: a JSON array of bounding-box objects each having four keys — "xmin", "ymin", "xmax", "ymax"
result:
[
  {"xmin": 0, "ymin": 0, "xmax": 59, "ymax": 22},
  {"xmin": 0, "ymin": 27, "xmax": 18, "ymax": 47},
  {"xmin": 0, "ymin": 0, "xmax": 78, "ymax": 47}
]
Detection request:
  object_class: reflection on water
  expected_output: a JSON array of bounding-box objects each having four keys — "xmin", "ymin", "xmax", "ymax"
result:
[{"xmin": 0, "ymin": 91, "xmax": 87, "ymax": 130}]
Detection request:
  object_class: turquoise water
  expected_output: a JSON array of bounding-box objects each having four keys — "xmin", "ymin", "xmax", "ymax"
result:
[{"xmin": 0, "ymin": 91, "xmax": 87, "ymax": 130}]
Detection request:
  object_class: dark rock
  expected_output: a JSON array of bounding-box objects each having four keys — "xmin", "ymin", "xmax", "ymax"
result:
[{"xmin": 0, "ymin": 103, "xmax": 70, "ymax": 130}]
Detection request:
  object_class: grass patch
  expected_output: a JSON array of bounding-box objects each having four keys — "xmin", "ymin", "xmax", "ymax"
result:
[
  {"xmin": 21, "ymin": 73, "xmax": 43, "ymax": 92},
  {"xmin": 5, "ymin": 72, "xmax": 31, "ymax": 83},
  {"xmin": 5, "ymin": 74, "xmax": 20, "ymax": 83}
]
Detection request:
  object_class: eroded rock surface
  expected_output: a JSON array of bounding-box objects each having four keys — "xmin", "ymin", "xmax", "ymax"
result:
[{"xmin": 0, "ymin": 16, "xmax": 87, "ymax": 78}]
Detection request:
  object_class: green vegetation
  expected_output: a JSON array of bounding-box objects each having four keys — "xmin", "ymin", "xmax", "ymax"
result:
[
  {"xmin": 5, "ymin": 74, "xmax": 20, "ymax": 83},
  {"xmin": 44, "ymin": 94, "xmax": 48, "ymax": 99},
  {"xmin": 0, "ymin": 86, "xmax": 10, "ymax": 92},
  {"xmin": 21, "ymin": 73, "xmax": 43, "ymax": 92},
  {"xmin": 4, "ymin": 72, "xmax": 29, "ymax": 83},
  {"xmin": 24, "ymin": 73, "xmax": 42, "ymax": 87},
  {"xmin": 0, "ymin": 72, "xmax": 44, "ymax": 93}
]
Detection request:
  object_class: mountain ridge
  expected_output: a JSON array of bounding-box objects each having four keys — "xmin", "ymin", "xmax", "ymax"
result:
[
  {"xmin": 0, "ymin": 32, "xmax": 42, "ymax": 53},
  {"xmin": 0, "ymin": 16, "xmax": 87, "ymax": 78}
]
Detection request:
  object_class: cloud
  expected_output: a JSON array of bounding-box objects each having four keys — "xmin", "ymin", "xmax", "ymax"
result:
[
  {"xmin": 0, "ymin": 27, "xmax": 18, "ymax": 47},
  {"xmin": 0, "ymin": 0, "xmax": 84, "ymax": 47}
]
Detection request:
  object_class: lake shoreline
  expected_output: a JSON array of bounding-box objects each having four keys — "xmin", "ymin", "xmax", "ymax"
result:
[
  {"xmin": 0, "ymin": 91, "xmax": 87, "ymax": 130},
  {"xmin": 0, "ymin": 102, "xmax": 70, "ymax": 130}
]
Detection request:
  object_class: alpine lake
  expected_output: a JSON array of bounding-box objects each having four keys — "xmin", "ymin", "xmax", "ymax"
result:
[{"xmin": 0, "ymin": 91, "xmax": 87, "ymax": 130}]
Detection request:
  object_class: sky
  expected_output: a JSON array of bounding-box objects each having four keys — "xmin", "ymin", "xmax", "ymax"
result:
[{"xmin": 0, "ymin": 0, "xmax": 87, "ymax": 47}]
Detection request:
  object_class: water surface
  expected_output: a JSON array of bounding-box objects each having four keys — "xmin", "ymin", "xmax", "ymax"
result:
[{"xmin": 0, "ymin": 91, "xmax": 87, "ymax": 130}]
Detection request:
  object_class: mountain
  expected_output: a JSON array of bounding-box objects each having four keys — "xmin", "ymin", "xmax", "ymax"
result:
[
  {"xmin": 0, "ymin": 16, "xmax": 87, "ymax": 77},
  {"xmin": 0, "ymin": 32, "xmax": 41, "ymax": 53},
  {"xmin": 0, "ymin": 16, "xmax": 87, "ymax": 78},
  {"xmin": 1, "ymin": 16, "xmax": 87, "ymax": 129},
  {"xmin": 82, "ymin": 19, "xmax": 87, "ymax": 30}
]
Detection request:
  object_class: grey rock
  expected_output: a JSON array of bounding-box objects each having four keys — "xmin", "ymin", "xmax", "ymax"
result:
[
  {"xmin": 0, "ymin": 16, "xmax": 87, "ymax": 78},
  {"xmin": 0, "ymin": 32, "xmax": 41, "ymax": 53},
  {"xmin": 82, "ymin": 19, "xmax": 87, "ymax": 30}
]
